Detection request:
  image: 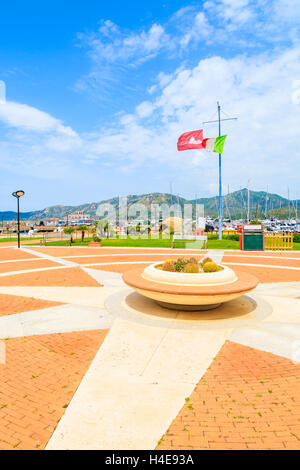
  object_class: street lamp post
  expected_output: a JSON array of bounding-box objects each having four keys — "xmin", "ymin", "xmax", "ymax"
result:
[{"xmin": 12, "ymin": 190, "xmax": 25, "ymax": 248}]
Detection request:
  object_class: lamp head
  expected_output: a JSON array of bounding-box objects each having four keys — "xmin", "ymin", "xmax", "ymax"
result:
[{"xmin": 12, "ymin": 190, "xmax": 25, "ymax": 198}]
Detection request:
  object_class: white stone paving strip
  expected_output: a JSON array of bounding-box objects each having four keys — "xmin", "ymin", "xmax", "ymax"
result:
[
  {"xmin": 206, "ymin": 249, "xmax": 224, "ymax": 264},
  {"xmin": 46, "ymin": 317, "xmax": 231, "ymax": 450},
  {"xmin": 0, "ymin": 265, "xmax": 72, "ymax": 277},
  {"xmin": 0, "ymin": 258, "xmax": 43, "ymax": 264},
  {"xmin": 0, "ymin": 303, "xmax": 113, "ymax": 338},
  {"xmin": 19, "ymin": 247, "xmax": 79, "ymax": 267},
  {"xmin": 0, "ymin": 286, "xmax": 120, "ymax": 307},
  {"xmin": 82, "ymin": 267, "xmax": 125, "ymax": 288},
  {"xmin": 229, "ymin": 326, "xmax": 300, "ymax": 362},
  {"xmin": 254, "ymin": 281, "xmax": 300, "ymax": 298}
]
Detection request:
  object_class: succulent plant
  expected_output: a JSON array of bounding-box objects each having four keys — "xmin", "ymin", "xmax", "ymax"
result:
[
  {"xmin": 174, "ymin": 258, "xmax": 187, "ymax": 272},
  {"xmin": 186, "ymin": 257, "xmax": 198, "ymax": 265},
  {"xmin": 162, "ymin": 261, "xmax": 176, "ymax": 272},
  {"xmin": 184, "ymin": 263, "xmax": 199, "ymax": 273},
  {"xmin": 203, "ymin": 261, "xmax": 219, "ymax": 273},
  {"xmin": 201, "ymin": 257, "xmax": 213, "ymax": 266}
]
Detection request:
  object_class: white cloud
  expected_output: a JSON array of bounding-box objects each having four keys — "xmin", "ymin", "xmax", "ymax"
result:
[
  {"xmin": 0, "ymin": 101, "xmax": 80, "ymax": 141},
  {"xmin": 0, "ymin": 101, "xmax": 59, "ymax": 131},
  {"xmin": 180, "ymin": 12, "xmax": 212, "ymax": 48},
  {"xmin": 0, "ymin": 100, "xmax": 82, "ymax": 180},
  {"xmin": 136, "ymin": 101, "xmax": 155, "ymax": 118},
  {"xmin": 78, "ymin": 20, "xmax": 170, "ymax": 66},
  {"xmin": 79, "ymin": 45, "xmax": 300, "ymax": 196}
]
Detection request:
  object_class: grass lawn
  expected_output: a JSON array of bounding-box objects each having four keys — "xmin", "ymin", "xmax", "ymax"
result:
[
  {"xmin": 26, "ymin": 236, "xmax": 300, "ymax": 251},
  {"xmin": 28, "ymin": 236, "xmax": 240, "ymax": 250},
  {"xmin": 0, "ymin": 237, "xmax": 42, "ymax": 243}
]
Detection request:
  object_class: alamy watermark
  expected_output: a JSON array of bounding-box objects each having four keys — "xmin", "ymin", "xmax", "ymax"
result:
[{"xmin": 95, "ymin": 197, "xmax": 205, "ymax": 244}]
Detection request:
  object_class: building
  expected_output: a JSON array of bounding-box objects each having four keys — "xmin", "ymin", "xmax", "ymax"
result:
[{"xmin": 65, "ymin": 210, "xmax": 90, "ymax": 224}]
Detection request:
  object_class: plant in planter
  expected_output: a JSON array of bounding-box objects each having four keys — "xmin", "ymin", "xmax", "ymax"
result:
[
  {"xmin": 162, "ymin": 261, "xmax": 176, "ymax": 271},
  {"xmin": 203, "ymin": 261, "xmax": 221, "ymax": 272},
  {"xmin": 185, "ymin": 263, "xmax": 199, "ymax": 273},
  {"xmin": 201, "ymin": 257, "xmax": 213, "ymax": 267}
]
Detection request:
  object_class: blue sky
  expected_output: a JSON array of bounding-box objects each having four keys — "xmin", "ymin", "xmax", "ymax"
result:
[{"xmin": 0, "ymin": 0, "xmax": 300, "ymax": 211}]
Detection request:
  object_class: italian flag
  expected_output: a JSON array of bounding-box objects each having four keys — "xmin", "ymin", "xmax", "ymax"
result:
[
  {"xmin": 177, "ymin": 130, "xmax": 227, "ymax": 153},
  {"xmin": 202, "ymin": 135, "xmax": 227, "ymax": 154}
]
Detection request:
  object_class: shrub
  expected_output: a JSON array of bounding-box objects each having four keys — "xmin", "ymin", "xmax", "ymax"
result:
[
  {"xmin": 203, "ymin": 261, "xmax": 219, "ymax": 273},
  {"xmin": 162, "ymin": 261, "xmax": 176, "ymax": 272},
  {"xmin": 293, "ymin": 233, "xmax": 300, "ymax": 243},
  {"xmin": 174, "ymin": 258, "xmax": 187, "ymax": 272},
  {"xmin": 201, "ymin": 257, "xmax": 213, "ymax": 266},
  {"xmin": 224, "ymin": 234, "xmax": 240, "ymax": 241},
  {"xmin": 184, "ymin": 263, "xmax": 199, "ymax": 273}
]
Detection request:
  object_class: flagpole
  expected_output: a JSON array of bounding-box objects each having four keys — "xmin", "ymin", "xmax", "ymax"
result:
[
  {"xmin": 203, "ymin": 105, "xmax": 237, "ymax": 239},
  {"xmin": 218, "ymin": 102, "xmax": 222, "ymax": 240}
]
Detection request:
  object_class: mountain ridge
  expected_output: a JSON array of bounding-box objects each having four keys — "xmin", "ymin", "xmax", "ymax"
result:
[{"xmin": 1, "ymin": 189, "xmax": 299, "ymax": 221}]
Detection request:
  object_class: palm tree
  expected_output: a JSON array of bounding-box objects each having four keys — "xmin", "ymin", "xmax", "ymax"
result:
[
  {"xmin": 77, "ymin": 224, "xmax": 88, "ymax": 242},
  {"xmin": 64, "ymin": 226, "xmax": 75, "ymax": 244}
]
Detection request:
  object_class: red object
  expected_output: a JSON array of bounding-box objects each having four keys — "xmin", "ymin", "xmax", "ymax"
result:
[
  {"xmin": 177, "ymin": 129, "xmax": 204, "ymax": 151},
  {"xmin": 237, "ymin": 224, "xmax": 242, "ymax": 234}
]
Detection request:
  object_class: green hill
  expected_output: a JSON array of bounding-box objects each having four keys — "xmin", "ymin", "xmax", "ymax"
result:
[{"xmin": 1, "ymin": 189, "xmax": 298, "ymax": 221}]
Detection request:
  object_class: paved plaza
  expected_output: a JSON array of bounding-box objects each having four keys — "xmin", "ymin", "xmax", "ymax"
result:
[{"xmin": 0, "ymin": 244, "xmax": 299, "ymax": 450}]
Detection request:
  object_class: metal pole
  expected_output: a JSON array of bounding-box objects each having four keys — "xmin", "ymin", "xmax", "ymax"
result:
[
  {"xmin": 17, "ymin": 196, "xmax": 20, "ymax": 248},
  {"xmin": 218, "ymin": 102, "xmax": 222, "ymax": 240},
  {"xmin": 247, "ymin": 180, "xmax": 250, "ymax": 223}
]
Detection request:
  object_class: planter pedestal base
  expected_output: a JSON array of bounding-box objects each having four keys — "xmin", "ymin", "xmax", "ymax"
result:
[{"xmin": 157, "ymin": 301, "xmax": 221, "ymax": 311}]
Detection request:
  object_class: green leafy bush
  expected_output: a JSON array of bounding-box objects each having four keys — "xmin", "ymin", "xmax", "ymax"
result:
[{"xmin": 293, "ymin": 233, "xmax": 300, "ymax": 243}]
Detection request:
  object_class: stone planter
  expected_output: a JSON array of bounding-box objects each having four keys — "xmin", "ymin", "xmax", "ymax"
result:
[{"xmin": 123, "ymin": 262, "xmax": 258, "ymax": 311}]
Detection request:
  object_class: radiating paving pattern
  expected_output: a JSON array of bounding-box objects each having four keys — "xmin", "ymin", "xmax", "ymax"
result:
[
  {"xmin": 0, "ymin": 330, "xmax": 108, "ymax": 450},
  {"xmin": 0, "ymin": 244, "xmax": 299, "ymax": 450},
  {"xmin": 156, "ymin": 341, "xmax": 300, "ymax": 450},
  {"xmin": 0, "ymin": 293, "xmax": 63, "ymax": 316}
]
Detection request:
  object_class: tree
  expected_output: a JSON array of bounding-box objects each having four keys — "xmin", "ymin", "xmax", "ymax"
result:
[
  {"xmin": 77, "ymin": 224, "xmax": 88, "ymax": 242},
  {"xmin": 64, "ymin": 226, "xmax": 75, "ymax": 243},
  {"xmin": 95, "ymin": 219, "xmax": 115, "ymax": 239}
]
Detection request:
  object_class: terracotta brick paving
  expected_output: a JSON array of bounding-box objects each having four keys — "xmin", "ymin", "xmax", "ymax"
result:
[
  {"xmin": 0, "ymin": 330, "xmax": 108, "ymax": 450},
  {"xmin": 0, "ymin": 267, "xmax": 100, "ymax": 286},
  {"xmin": 224, "ymin": 263, "xmax": 300, "ymax": 283},
  {"xmin": 0, "ymin": 260, "xmax": 60, "ymax": 274},
  {"xmin": 30, "ymin": 247, "xmax": 207, "ymax": 258},
  {"xmin": 223, "ymin": 255, "xmax": 300, "ymax": 268},
  {"xmin": 66, "ymin": 254, "xmax": 204, "ymax": 265},
  {"xmin": 156, "ymin": 341, "xmax": 300, "ymax": 450},
  {"xmin": 0, "ymin": 249, "xmax": 41, "ymax": 261},
  {"xmin": 0, "ymin": 294, "xmax": 64, "ymax": 316},
  {"xmin": 227, "ymin": 251, "xmax": 300, "ymax": 258}
]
